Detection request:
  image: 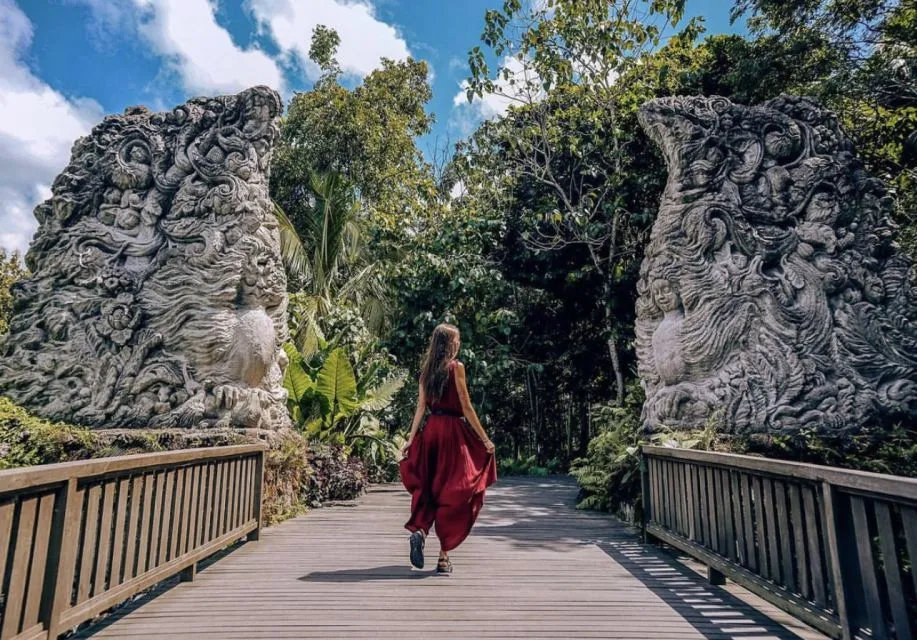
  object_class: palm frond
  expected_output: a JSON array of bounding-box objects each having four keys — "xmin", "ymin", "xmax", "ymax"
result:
[
  {"xmin": 288, "ymin": 295, "xmax": 327, "ymax": 357},
  {"xmin": 337, "ymin": 263, "xmax": 379, "ymax": 301},
  {"xmin": 273, "ymin": 201, "xmax": 310, "ymax": 280}
]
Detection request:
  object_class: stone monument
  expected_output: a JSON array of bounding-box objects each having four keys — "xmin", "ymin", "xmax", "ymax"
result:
[
  {"xmin": 0, "ymin": 86, "xmax": 291, "ymax": 430},
  {"xmin": 636, "ymin": 95, "xmax": 917, "ymax": 435}
]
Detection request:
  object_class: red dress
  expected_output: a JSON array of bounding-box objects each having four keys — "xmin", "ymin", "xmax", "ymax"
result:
[{"xmin": 399, "ymin": 360, "xmax": 497, "ymax": 552}]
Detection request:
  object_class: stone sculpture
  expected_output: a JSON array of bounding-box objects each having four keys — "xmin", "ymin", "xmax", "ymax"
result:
[
  {"xmin": 636, "ymin": 95, "xmax": 917, "ymax": 435},
  {"xmin": 0, "ymin": 86, "xmax": 291, "ymax": 430}
]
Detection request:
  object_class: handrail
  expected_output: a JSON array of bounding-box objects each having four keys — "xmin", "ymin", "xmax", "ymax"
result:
[
  {"xmin": 644, "ymin": 446, "xmax": 917, "ymax": 502},
  {"xmin": 642, "ymin": 445, "xmax": 917, "ymax": 640},
  {"xmin": 0, "ymin": 444, "xmax": 266, "ymax": 640}
]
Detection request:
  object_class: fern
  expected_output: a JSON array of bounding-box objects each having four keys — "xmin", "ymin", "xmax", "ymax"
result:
[{"xmin": 361, "ymin": 372, "xmax": 407, "ymax": 411}]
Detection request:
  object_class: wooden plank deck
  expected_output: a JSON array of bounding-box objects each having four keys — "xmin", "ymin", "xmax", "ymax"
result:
[{"xmin": 81, "ymin": 477, "xmax": 824, "ymax": 639}]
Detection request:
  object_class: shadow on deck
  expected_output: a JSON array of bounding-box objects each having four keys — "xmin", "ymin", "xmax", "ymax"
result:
[{"xmin": 79, "ymin": 477, "xmax": 824, "ymax": 639}]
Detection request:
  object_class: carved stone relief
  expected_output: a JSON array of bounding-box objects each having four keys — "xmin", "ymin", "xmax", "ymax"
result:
[
  {"xmin": 636, "ymin": 95, "xmax": 917, "ymax": 435},
  {"xmin": 0, "ymin": 86, "xmax": 291, "ymax": 430}
]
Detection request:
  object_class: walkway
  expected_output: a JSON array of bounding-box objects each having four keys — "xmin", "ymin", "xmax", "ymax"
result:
[{"xmin": 82, "ymin": 477, "xmax": 824, "ymax": 639}]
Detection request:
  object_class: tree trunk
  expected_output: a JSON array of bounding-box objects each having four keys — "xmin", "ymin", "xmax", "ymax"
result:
[
  {"xmin": 605, "ymin": 210, "xmax": 625, "ymax": 406},
  {"xmin": 566, "ymin": 398, "xmax": 573, "ymax": 459},
  {"xmin": 578, "ymin": 402, "xmax": 590, "ymax": 457},
  {"xmin": 608, "ymin": 332, "xmax": 625, "ymax": 406},
  {"xmin": 604, "ymin": 284, "xmax": 625, "ymax": 405}
]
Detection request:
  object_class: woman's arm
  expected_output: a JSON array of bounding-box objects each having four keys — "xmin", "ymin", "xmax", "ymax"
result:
[
  {"xmin": 454, "ymin": 362, "xmax": 495, "ymax": 453},
  {"xmin": 402, "ymin": 383, "xmax": 427, "ymax": 455}
]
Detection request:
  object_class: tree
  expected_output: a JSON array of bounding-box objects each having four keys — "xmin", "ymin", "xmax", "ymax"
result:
[
  {"xmin": 309, "ymin": 24, "xmax": 342, "ymax": 79},
  {"xmin": 268, "ymin": 26, "xmax": 437, "ymax": 478},
  {"xmin": 271, "ymin": 26, "xmax": 437, "ymax": 235},
  {"xmin": 271, "ymin": 26, "xmax": 441, "ymax": 345},
  {"xmin": 277, "ymin": 172, "xmax": 387, "ymax": 346},
  {"xmin": 459, "ymin": 0, "xmax": 703, "ymax": 405},
  {"xmin": 0, "ymin": 250, "xmax": 26, "ymax": 335}
]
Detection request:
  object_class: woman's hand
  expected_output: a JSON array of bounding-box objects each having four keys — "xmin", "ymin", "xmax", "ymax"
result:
[
  {"xmin": 400, "ymin": 439, "xmax": 413, "ymax": 459},
  {"xmin": 482, "ymin": 438, "xmax": 495, "ymax": 454}
]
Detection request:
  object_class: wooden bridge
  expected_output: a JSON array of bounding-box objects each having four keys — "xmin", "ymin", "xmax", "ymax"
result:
[{"xmin": 0, "ymin": 445, "xmax": 914, "ymax": 639}]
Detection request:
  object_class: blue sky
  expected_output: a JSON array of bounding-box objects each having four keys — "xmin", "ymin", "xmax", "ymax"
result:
[{"xmin": 0, "ymin": 0, "xmax": 744, "ymax": 256}]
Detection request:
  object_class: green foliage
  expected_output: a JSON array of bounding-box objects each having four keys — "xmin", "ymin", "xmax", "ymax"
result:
[
  {"xmin": 316, "ymin": 348, "xmax": 360, "ymax": 419},
  {"xmin": 283, "ymin": 341, "xmax": 398, "ymax": 429},
  {"xmin": 0, "ymin": 396, "xmax": 95, "ymax": 469},
  {"xmin": 271, "ymin": 54, "xmax": 435, "ymax": 225},
  {"xmin": 275, "ymin": 173, "xmax": 387, "ymax": 333},
  {"xmin": 498, "ymin": 455, "xmax": 557, "ymax": 477},
  {"xmin": 0, "ymin": 250, "xmax": 27, "ymax": 336},
  {"xmin": 738, "ymin": 424, "xmax": 917, "ymax": 478},
  {"xmin": 570, "ymin": 384, "xmax": 645, "ymax": 516},
  {"xmin": 282, "ymin": 330, "xmax": 406, "ymax": 480},
  {"xmin": 570, "ymin": 382, "xmax": 725, "ymax": 519},
  {"xmin": 309, "ymin": 25, "xmax": 342, "ymax": 79}
]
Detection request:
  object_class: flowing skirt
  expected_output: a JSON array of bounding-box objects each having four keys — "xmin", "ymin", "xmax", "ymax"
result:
[{"xmin": 399, "ymin": 415, "xmax": 497, "ymax": 551}]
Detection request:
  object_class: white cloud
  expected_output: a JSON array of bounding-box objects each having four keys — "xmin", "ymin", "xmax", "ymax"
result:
[
  {"xmin": 449, "ymin": 180, "xmax": 466, "ymax": 200},
  {"xmin": 248, "ymin": 0, "xmax": 411, "ymax": 80},
  {"xmin": 452, "ymin": 78, "xmax": 511, "ymax": 120},
  {"xmin": 0, "ymin": 0, "xmax": 103, "ymax": 256},
  {"xmin": 66, "ymin": 0, "xmax": 134, "ymax": 45},
  {"xmin": 70, "ymin": 0, "xmax": 284, "ymax": 93},
  {"xmin": 133, "ymin": 0, "xmax": 285, "ymax": 95},
  {"xmin": 450, "ymin": 55, "xmax": 543, "ymax": 133}
]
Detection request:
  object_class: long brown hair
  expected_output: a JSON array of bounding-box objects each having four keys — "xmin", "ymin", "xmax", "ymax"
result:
[{"xmin": 420, "ymin": 323, "xmax": 460, "ymax": 402}]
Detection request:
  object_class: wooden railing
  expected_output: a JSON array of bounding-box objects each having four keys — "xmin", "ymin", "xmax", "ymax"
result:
[
  {"xmin": 642, "ymin": 446, "xmax": 917, "ymax": 640},
  {"xmin": 0, "ymin": 444, "xmax": 265, "ymax": 640}
]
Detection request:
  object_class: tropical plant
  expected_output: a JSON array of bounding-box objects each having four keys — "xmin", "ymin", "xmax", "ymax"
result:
[
  {"xmin": 570, "ymin": 391, "xmax": 645, "ymax": 516},
  {"xmin": 282, "ymin": 341, "xmax": 406, "ymax": 465},
  {"xmin": 275, "ymin": 172, "xmax": 388, "ymax": 336},
  {"xmin": 498, "ymin": 455, "xmax": 562, "ymax": 476}
]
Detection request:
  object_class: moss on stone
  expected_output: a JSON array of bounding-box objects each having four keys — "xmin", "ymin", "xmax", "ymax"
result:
[
  {"xmin": 0, "ymin": 396, "xmax": 97, "ymax": 468},
  {"xmin": 0, "ymin": 396, "xmax": 365, "ymax": 526}
]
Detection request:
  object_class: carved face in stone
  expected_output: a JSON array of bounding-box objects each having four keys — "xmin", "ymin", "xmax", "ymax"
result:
[
  {"xmin": 651, "ymin": 279, "xmax": 680, "ymax": 314},
  {"xmin": 636, "ymin": 95, "xmax": 917, "ymax": 436},
  {"xmin": 0, "ymin": 86, "xmax": 291, "ymax": 431}
]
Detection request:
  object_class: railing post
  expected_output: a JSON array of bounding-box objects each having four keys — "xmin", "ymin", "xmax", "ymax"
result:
[
  {"xmin": 247, "ymin": 450, "xmax": 264, "ymax": 542},
  {"xmin": 45, "ymin": 477, "xmax": 80, "ymax": 640},
  {"xmin": 180, "ymin": 563, "xmax": 197, "ymax": 582},
  {"xmin": 640, "ymin": 451, "xmax": 651, "ymax": 544},
  {"xmin": 821, "ymin": 480, "xmax": 852, "ymax": 640},
  {"xmin": 707, "ymin": 567, "xmax": 726, "ymax": 585}
]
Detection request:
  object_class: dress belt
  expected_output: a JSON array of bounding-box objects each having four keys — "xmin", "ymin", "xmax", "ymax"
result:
[{"xmin": 429, "ymin": 407, "xmax": 464, "ymax": 418}]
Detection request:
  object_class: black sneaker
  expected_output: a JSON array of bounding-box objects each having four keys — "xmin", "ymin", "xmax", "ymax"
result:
[{"xmin": 409, "ymin": 531, "xmax": 425, "ymax": 569}]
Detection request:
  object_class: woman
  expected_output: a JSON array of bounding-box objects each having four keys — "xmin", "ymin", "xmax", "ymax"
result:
[{"xmin": 399, "ymin": 323, "xmax": 497, "ymax": 574}]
